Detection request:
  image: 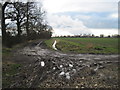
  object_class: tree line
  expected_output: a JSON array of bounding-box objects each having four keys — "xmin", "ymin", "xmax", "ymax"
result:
[
  {"xmin": 1, "ymin": 1, "xmax": 52, "ymax": 47},
  {"xmin": 54, "ymin": 34, "xmax": 120, "ymax": 38}
]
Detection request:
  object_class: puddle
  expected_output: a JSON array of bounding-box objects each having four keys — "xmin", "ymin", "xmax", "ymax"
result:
[{"xmin": 52, "ymin": 40, "xmax": 57, "ymax": 50}]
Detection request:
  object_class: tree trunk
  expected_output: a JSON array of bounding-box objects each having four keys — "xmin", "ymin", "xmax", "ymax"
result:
[
  {"xmin": 2, "ymin": 3, "xmax": 7, "ymax": 44},
  {"xmin": 26, "ymin": 2, "xmax": 30, "ymax": 39},
  {"xmin": 17, "ymin": 22, "xmax": 21, "ymax": 37},
  {"xmin": 1, "ymin": 2, "xmax": 12, "ymax": 45},
  {"xmin": 17, "ymin": 10, "xmax": 21, "ymax": 42}
]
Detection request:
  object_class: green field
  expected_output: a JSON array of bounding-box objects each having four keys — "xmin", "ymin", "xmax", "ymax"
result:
[{"xmin": 45, "ymin": 38, "xmax": 119, "ymax": 54}]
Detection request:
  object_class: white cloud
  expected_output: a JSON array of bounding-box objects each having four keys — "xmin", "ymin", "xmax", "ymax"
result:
[
  {"xmin": 90, "ymin": 28, "xmax": 118, "ymax": 36},
  {"xmin": 47, "ymin": 14, "xmax": 86, "ymax": 28},
  {"xmin": 42, "ymin": 0, "xmax": 118, "ymax": 36},
  {"xmin": 47, "ymin": 14, "xmax": 92, "ymax": 36},
  {"xmin": 52, "ymin": 28, "xmax": 118, "ymax": 37},
  {"xmin": 109, "ymin": 13, "xmax": 118, "ymax": 18},
  {"xmin": 52, "ymin": 29, "xmax": 74, "ymax": 36},
  {"xmin": 43, "ymin": 0, "xmax": 118, "ymax": 13},
  {"xmin": 52, "ymin": 27, "xmax": 92, "ymax": 37}
]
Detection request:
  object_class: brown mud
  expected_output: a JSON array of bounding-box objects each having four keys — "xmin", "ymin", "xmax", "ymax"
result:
[{"xmin": 2, "ymin": 40, "xmax": 119, "ymax": 88}]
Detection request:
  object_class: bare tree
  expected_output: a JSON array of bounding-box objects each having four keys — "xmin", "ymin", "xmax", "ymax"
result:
[
  {"xmin": 1, "ymin": 2, "xmax": 12, "ymax": 43},
  {"xmin": 2, "ymin": 1, "xmax": 53, "ymax": 47}
]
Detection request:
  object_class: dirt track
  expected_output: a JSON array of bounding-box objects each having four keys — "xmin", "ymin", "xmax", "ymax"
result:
[{"xmin": 7, "ymin": 40, "xmax": 119, "ymax": 88}]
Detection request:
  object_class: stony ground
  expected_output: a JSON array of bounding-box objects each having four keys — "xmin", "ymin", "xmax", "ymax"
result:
[{"xmin": 2, "ymin": 40, "xmax": 119, "ymax": 89}]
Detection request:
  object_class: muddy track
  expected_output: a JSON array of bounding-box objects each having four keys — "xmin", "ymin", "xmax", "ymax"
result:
[{"xmin": 10, "ymin": 40, "xmax": 119, "ymax": 88}]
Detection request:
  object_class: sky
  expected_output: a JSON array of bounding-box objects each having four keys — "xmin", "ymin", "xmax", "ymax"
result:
[
  {"xmin": 41, "ymin": 0, "xmax": 119, "ymax": 36},
  {"xmin": 0, "ymin": 0, "xmax": 119, "ymax": 36}
]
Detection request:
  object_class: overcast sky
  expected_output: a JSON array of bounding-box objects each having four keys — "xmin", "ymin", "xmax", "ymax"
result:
[
  {"xmin": 42, "ymin": 0, "xmax": 119, "ymax": 36},
  {"xmin": 0, "ymin": 0, "xmax": 119, "ymax": 36}
]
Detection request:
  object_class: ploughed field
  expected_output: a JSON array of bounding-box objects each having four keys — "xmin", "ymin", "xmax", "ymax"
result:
[
  {"xmin": 2, "ymin": 39, "xmax": 119, "ymax": 88},
  {"xmin": 45, "ymin": 38, "xmax": 118, "ymax": 54}
]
